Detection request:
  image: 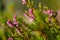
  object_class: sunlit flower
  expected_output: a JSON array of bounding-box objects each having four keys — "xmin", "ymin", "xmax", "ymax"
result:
[{"xmin": 22, "ymin": 0, "xmax": 27, "ymax": 4}]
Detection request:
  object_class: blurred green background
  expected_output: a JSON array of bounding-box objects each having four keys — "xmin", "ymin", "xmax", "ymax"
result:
[
  {"xmin": 0, "ymin": 0, "xmax": 60, "ymax": 40},
  {"xmin": 0, "ymin": 0, "xmax": 60, "ymax": 14}
]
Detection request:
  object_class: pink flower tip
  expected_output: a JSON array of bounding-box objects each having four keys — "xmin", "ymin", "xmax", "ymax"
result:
[{"xmin": 13, "ymin": 14, "xmax": 17, "ymax": 22}]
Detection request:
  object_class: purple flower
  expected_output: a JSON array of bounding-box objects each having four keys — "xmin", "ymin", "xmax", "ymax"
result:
[
  {"xmin": 22, "ymin": 0, "xmax": 27, "ymax": 4},
  {"xmin": 29, "ymin": 8, "xmax": 33, "ymax": 14},
  {"xmin": 8, "ymin": 37, "xmax": 13, "ymax": 40},
  {"xmin": 7, "ymin": 19, "xmax": 13, "ymax": 28}
]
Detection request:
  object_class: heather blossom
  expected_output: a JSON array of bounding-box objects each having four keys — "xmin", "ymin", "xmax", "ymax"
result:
[
  {"xmin": 7, "ymin": 14, "xmax": 21, "ymax": 35},
  {"xmin": 24, "ymin": 8, "xmax": 34, "ymax": 22},
  {"xmin": 13, "ymin": 14, "xmax": 18, "ymax": 27},
  {"xmin": 13, "ymin": 14, "xmax": 17, "ymax": 22},
  {"xmin": 43, "ymin": 9, "xmax": 53, "ymax": 22},
  {"xmin": 24, "ymin": 14, "xmax": 34, "ymax": 22},
  {"xmin": 7, "ymin": 14, "xmax": 18, "ymax": 28},
  {"xmin": 7, "ymin": 19, "xmax": 13, "ymax": 28}
]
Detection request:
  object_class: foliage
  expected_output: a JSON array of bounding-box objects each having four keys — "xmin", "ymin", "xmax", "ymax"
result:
[{"xmin": 0, "ymin": 0, "xmax": 60, "ymax": 40}]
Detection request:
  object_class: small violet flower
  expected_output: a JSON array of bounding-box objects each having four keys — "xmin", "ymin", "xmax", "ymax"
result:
[
  {"xmin": 22, "ymin": 0, "xmax": 27, "ymax": 4},
  {"xmin": 8, "ymin": 37, "xmax": 13, "ymax": 40}
]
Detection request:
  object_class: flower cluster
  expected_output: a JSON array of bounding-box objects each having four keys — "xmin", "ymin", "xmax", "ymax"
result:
[
  {"xmin": 43, "ymin": 9, "xmax": 53, "ymax": 17},
  {"xmin": 24, "ymin": 8, "xmax": 34, "ymax": 22},
  {"xmin": 7, "ymin": 14, "xmax": 21, "ymax": 36},
  {"xmin": 43, "ymin": 9, "xmax": 53, "ymax": 21},
  {"xmin": 7, "ymin": 14, "xmax": 18, "ymax": 28},
  {"xmin": 3, "ymin": 0, "xmax": 60, "ymax": 40}
]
